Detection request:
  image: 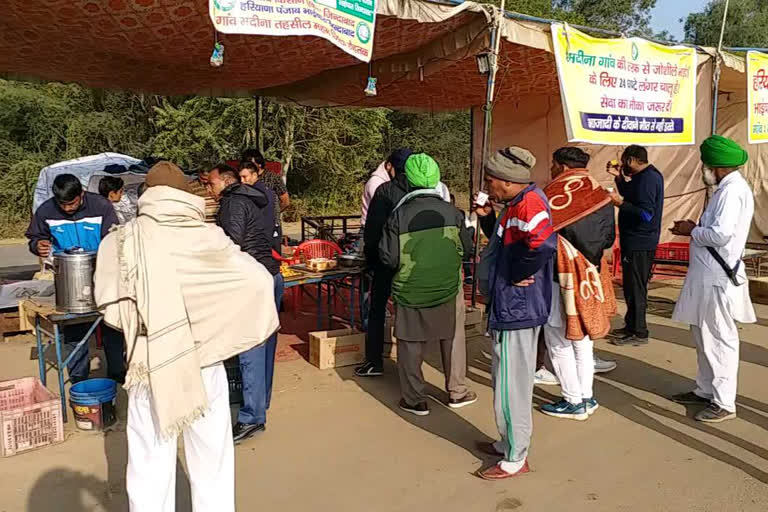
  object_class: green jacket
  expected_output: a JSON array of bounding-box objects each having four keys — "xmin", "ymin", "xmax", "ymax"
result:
[{"xmin": 379, "ymin": 190, "xmax": 473, "ymax": 308}]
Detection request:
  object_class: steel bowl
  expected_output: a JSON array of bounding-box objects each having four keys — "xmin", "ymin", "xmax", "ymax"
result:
[{"xmin": 337, "ymin": 254, "xmax": 366, "ymax": 268}]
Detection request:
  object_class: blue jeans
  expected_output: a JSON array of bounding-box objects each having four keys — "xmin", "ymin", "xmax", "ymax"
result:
[{"xmin": 238, "ymin": 273, "xmax": 284, "ymax": 425}]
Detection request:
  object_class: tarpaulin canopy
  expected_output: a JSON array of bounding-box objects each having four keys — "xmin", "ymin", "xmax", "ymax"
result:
[{"xmin": 1, "ymin": 0, "xmax": 765, "ymax": 241}]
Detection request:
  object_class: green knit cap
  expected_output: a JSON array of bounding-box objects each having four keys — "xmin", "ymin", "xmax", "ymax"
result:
[
  {"xmin": 700, "ymin": 134, "xmax": 748, "ymax": 168},
  {"xmin": 404, "ymin": 153, "xmax": 440, "ymax": 189}
]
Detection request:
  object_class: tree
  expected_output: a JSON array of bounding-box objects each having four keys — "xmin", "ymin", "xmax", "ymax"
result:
[
  {"xmin": 476, "ymin": 0, "xmax": 657, "ymax": 34},
  {"xmin": 684, "ymin": 0, "xmax": 768, "ymax": 47}
]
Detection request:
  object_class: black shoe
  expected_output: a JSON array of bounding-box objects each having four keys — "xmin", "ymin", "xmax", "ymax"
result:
[
  {"xmin": 355, "ymin": 361, "xmax": 383, "ymax": 377},
  {"xmin": 608, "ymin": 327, "xmax": 632, "ymax": 339},
  {"xmin": 610, "ymin": 334, "xmax": 649, "ymax": 346},
  {"xmin": 399, "ymin": 399, "xmax": 430, "ymax": 416},
  {"xmin": 671, "ymin": 391, "xmax": 711, "ymax": 405},
  {"xmin": 449, "ymin": 391, "xmax": 478, "ymax": 409},
  {"xmin": 232, "ymin": 422, "xmax": 265, "ymax": 444}
]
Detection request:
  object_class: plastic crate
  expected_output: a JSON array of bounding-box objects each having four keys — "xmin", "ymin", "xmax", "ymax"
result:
[
  {"xmin": 0, "ymin": 377, "xmax": 64, "ymax": 457},
  {"xmin": 655, "ymin": 242, "xmax": 690, "ymax": 262},
  {"xmin": 224, "ymin": 358, "xmax": 243, "ymax": 406}
]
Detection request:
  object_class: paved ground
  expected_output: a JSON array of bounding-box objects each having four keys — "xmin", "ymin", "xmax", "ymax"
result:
[{"xmin": 1, "ymin": 281, "xmax": 768, "ymax": 511}]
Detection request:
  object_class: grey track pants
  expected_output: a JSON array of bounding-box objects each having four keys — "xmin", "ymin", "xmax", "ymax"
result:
[{"xmin": 492, "ymin": 327, "xmax": 540, "ymax": 464}]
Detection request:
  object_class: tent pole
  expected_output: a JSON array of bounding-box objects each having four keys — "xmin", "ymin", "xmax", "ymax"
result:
[
  {"xmin": 711, "ymin": 0, "xmax": 730, "ymax": 135},
  {"xmin": 255, "ymin": 96, "xmax": 264, "ymax": 153},
  {"xmin": 471, "ymin": 1, "xmax": 505, "ymax": 308}
]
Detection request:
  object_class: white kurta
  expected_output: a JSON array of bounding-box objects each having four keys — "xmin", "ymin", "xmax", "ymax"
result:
[
  {"xmin": 672, "ymin": 171, "xmax": 756, "ymax": 327},
  {"xmin": 672, "ymin": 171, "xmax": 755, "ymax": 412}
]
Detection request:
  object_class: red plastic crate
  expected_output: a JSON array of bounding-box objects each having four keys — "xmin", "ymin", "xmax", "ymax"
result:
[
  {"xmin": 0, "ymin": 377, "xmax": 64, "ymax": 457},
  {"xmin": 655, "ymin": 242, "xmax": 690, "ymax": 262}
]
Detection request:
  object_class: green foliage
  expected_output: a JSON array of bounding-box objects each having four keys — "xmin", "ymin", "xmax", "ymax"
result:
[
  {"xmin": 476, "ymin": 0, "xmax": 657, "ymax": 34},
  {"xmin": 386, "ymin": 111, "xmax": 471, "ymax": 191},
  {"xmin": 685, "ymin": 0, "xmax": 768, "ymax": 47},
  {"xmin": 0, "ymin": 80, "xmax": 472, "ymax": 237}
]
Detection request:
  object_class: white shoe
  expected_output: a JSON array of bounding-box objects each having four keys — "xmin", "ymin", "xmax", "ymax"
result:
[
  {"xmin": 534, "ymin": 367, "xmax": 560, "ymax": 386},
  {"xmin": 594, "ymin": 357, "xmax": 617, "ymax": 374}
]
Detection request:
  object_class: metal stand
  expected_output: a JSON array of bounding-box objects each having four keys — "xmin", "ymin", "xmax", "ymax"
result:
[{"xmin": 34, "ymin": 310, "xmax": 102, "ymax": 422}]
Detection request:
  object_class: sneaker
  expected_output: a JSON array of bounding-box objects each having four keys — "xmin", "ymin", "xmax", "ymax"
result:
[
  {"xmin": 695, "ymin": 404, "xmax": 737, "ymax": 423},
  {"xmin": 232, "ymin": 422, "xmax": 265, "ymax": 444},
  {"xmin": 355, "ymin": 361, "xmax": 383, "ymax": 377},
  {"xmin": 608, "ymin": 327, "xmax": 632, "ymax": 339},
  {"xmin": 610, "ymin": 334, "xmax": 649, "ymax": 347},
  {"xmin": 399, "ymin": 399, "xmax": 430, "ymax": 416},
  {"xmin": 584, "ymin": 397, "xmax": 599, "ymax": 415},
  {"xmin": 540, "ymin": 399, "xmax": 589, "ymax": 421},
  {"xmin": 476, "ymin": 460, "xmax": 531, "ymax": 481},
  {"xmin": 449, "ymin": 390, "xmax": 478, "ymax": 409},
  {"xmin": 671, "ymin": 391, "xmax": 711, "ymax": 405},
  {"xmin": 594, "ymin": 357, "xmax": 617, "ymax": 373},
  {"xmin": 534, "ymin": 367, "xmax": 560, "ymax": 386}
]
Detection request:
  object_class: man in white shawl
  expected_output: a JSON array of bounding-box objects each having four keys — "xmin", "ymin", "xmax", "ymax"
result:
[{"xmin": 94, "ymin": 162, "xmax": 279, "ymax": 512}]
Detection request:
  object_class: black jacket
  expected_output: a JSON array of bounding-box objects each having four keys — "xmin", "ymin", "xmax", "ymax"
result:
[
  {"xmin": 217, "ymin": 183, "xmax": 279, "ymax": 275},
  {"xmin": 364, "ymin": 173, "xmax": 411, "ymax": 267},
  {"xmin": 615, "ymin": 165, "xmax": 664, "ymax": 251},
  {"xmin": 560, "ymin": 203, "xmax": 616, "ymax": 269}
]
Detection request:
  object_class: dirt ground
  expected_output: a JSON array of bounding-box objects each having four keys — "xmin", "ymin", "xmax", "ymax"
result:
[{"xmin": 1, "ymin": 281, "xmax": 768, "ymax": 512}]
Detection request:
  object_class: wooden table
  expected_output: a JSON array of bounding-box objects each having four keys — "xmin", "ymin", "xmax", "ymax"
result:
[{"xmin": 20, "ymin": 298, "xmax": 102, "ymax": 422}]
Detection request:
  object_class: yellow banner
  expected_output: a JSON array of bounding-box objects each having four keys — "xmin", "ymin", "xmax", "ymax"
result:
[
  {"xmin": 747, "ymin": 51, "xmax": 768, "ymax": 144},
  {"xmin": 551, "ymin": 24, "xmax": 697, "ymax": 146},
  {"xmin": 210, "ymin": 0, "xmax": 376, "ymax": 63}
]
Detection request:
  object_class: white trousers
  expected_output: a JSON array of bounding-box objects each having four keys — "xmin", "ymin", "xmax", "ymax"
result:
[
  {"xmin": 126, "ymin": 363, "xmax": 235, "ymax": 512},
  {"xmin": 692, "ymin": 313, "xmax": 740, "ymax": 412},
  {"xmin": 544, "ymin": 322, "xmax": 594, "ymax": 404}
]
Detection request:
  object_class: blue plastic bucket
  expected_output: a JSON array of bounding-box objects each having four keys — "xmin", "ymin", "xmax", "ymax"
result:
[{"xmin": 69, "ymin": 378, "xmax": 117, "ymax": 431}]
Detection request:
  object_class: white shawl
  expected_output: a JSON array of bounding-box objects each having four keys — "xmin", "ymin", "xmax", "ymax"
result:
[{"xmin": 94, "ymin": 186, "xmax": 279, "ymax": 438}]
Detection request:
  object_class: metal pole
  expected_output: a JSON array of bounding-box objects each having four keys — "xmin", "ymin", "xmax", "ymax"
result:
[
  {"xmin": 255, "ymin": 96, "xmax": 264, "ymax": 153},
  {"xmin": 711, "ymin": 0, "xmax": 730, "ymax": 135},
  {"xmin": 471, "ymin": 1, "xmax": 505, "ymax": 307}
]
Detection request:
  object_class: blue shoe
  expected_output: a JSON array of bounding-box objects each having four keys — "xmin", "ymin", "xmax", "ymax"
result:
[
  {"xmin": 540, "ymin": 399, "xmax": 588, "ymax": 421},
  {"xmin": 584, "ymin": 397, "xmax": 599, "ymax": 416}
]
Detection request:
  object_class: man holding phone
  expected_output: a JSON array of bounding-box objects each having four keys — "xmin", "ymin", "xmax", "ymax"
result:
[{"xmin": 605, "ymin": 145, "xmax": 664, "ymax": 346}]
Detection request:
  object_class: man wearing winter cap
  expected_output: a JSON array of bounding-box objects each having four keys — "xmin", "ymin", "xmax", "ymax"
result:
[
  {"xmin": 358, "ymin": 148, "xmax": 414, "ymax": 377},
  {"xmin": 473, "ymin": 146, "xmax": 557, "ymax": 480},
  {"xmin": 670, "ymin": 134, "xmax": 755, "ymax": 423},
  {"xmin": 379, "ymin": 153, "xmax": 477, "ymax": 414}
]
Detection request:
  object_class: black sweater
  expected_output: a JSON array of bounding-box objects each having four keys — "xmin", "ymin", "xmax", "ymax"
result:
[{"xmin": 616, "ymin": 165, "xmax": 664, "ymax": 252}]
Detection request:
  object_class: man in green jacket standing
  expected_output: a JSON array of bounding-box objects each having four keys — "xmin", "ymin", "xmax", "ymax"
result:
[{"xmin": 379, "ymin": 153, "xmax": 477, "ymax": 415}]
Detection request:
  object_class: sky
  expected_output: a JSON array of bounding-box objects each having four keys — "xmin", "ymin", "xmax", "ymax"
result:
[{"xmin": 650, "ymin": 0, "xmax": 710, "ymax": 40}]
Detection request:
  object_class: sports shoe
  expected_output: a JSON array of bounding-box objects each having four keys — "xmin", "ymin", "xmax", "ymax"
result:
[
  {"xmin": 610, "ymin": 334, "xmax": 649, "ymax": 346},
  {"xmin": 449, "ymin": 391, "xmax": 478, "ymax": 409},
  {"xmin": 594, "ymin": 357, "xmax": 617, "ymax": 373},
  {"xmin": 608, "ymin": 327, "xmax": 632, "ymax": 339},
  {"xmin": 232, "ymin": 422, "xmax": 265, "ymax": 444},
  {"xmin": 355, "ymin": 361, "xmax": 383, "ymax": 377},
  {"xmin": 476, "ymin": 460, "xmax": 531, "ymax": 481},
  {"xmin": 671, "ymin": 391, "xmax": 711, "ymax": 405},
  {"xmin": 695, "ymin": 403, "xmax": 736, "ymax": 423},
  {"xmin": 584, "ymin": 397, "xmax": 599, "ymax": 415},
  {"xmin": 534, "ymin": 367, "xmax": 560, "ymax": 386},
  {"xmin": 399, "ymin": 399, "xmax": 430, "ymax": 416},
  {"xmin": 540, "ymin": 399, "xmax": 589, "ymax": 420}
]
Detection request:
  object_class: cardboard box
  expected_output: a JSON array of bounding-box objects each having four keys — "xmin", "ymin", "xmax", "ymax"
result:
[{"xmin": 309, "ymin": 328, "xmax": 365, "ymax": 369}]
